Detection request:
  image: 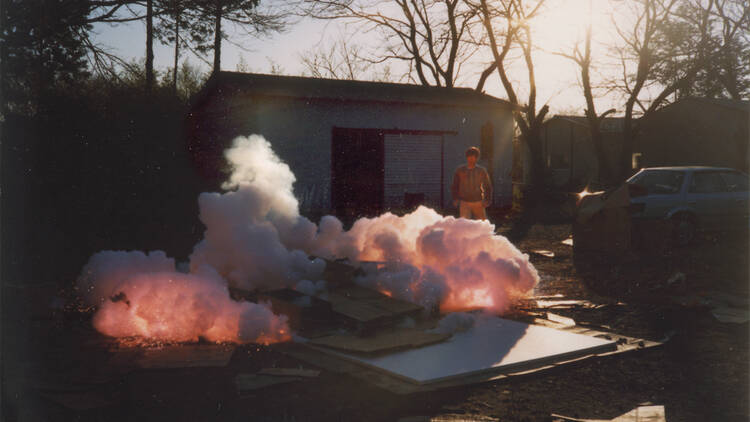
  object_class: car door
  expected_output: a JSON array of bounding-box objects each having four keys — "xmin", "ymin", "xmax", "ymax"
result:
[
  {"xmin": 719, "ymin": 170, "xmax": 750, "ymax": 230},
  {"xmin": 627, "ymin": 169, "xmax": 687, "ymax": 219},
  {"xmin": 685, "ymin": 170, "xmax": 731, "ymax": 230}
]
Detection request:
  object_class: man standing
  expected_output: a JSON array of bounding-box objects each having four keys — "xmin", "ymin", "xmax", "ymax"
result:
[{"xmin": 451, "ymin": 146, "xmax": 493, "ymax": 220}]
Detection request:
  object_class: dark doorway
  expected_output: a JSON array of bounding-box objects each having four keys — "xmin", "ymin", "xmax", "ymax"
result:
[{"xmin": 331, "ymin": 127, "xmax": 385, "ymax": 219}]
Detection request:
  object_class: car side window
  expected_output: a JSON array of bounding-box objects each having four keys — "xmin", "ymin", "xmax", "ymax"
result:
[
  {"xmin": 689, "ymin": 172, "xmax": 728, "ymax": 193},
  {"xmin": 629, "ymin": 170, "xmax": 684, "ymax": 194},
  {"xmin": 719, "ymin": 171, "xmax": 749, "ymax": 192}
]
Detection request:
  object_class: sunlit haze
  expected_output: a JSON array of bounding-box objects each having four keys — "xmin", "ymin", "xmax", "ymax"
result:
[{"xmin": 91, "ymin": 0, "xmax": 623, "ymax": 114}]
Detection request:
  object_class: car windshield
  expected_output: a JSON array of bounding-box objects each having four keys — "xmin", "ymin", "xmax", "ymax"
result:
[{"xmin": 627, "ymin": 170, "xmax": 684, "ymax": 194}]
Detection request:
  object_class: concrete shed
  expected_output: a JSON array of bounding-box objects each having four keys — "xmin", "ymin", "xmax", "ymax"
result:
[{"xmin": 187, "ymin": 72, "xmax": 516, "ymax": 218}]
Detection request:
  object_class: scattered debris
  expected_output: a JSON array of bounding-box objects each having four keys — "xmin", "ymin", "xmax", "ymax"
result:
[
  {"xmin": 612, "ymin": 405, "xmax": 665, "ymax": 421},
  {"xmin": 546, "ymin": 312, "xmax": 576, "ymax": 327},
  {"xmin": 711, "ymin": 306, "xmax": 750, "ymax": 324},
  {"xmin": 652, "ymin": 272, "xmax": 687, "ymax": 291},
  {"xmin": 258, "ymin": 367, "xmax": 320, "ymax": 378},
  {"xmin": 136, "ymin": 344, "xmax": 235, "ymax": 369},
  {"xmin": 531, "ymin": 249, "xmax": 555, "ymax": 258},
  {"xmin": 398, "ymin": 415, "xmax": 499, "ymax": 422},
  {"xmin": 552, "ymin": 404, "xmax": 666, "ymax": 422},
  {"xmin": 41, "ymin": 389, "xmax": 123, "ymax": 411},
  {"xmin": 665, "ymin": 272, "xmax": 685, "ymax": 287},
  {"xmin": 670, "ymin": 295, "xmax": 711, "ymax": 308},
  {"xmin": 703, "ymin": 291, "xmax": 749, "ymax": 309},
  {"xmin": 534, "ymin": 298, "xmax": 598, "ymax": 309}
]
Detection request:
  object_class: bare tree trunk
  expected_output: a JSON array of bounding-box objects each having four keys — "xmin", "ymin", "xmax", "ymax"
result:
[
  {"xmin": 146, "ymin": 0, "xmax": 154, "ymax": 91},
  {"xmin": 578, "ymin": 27, "xmax": 614, "ymax": 185},
  {"xmin": 0, "ymin": 0, "xmax": 7, "ymax": 115},
  {"xmin": 213, "ymin": 0, "xmax": 222, "ymax": 74},
  {"xmin": 173, "ymin": 11, "xmax": 180, "ymax": 93}
]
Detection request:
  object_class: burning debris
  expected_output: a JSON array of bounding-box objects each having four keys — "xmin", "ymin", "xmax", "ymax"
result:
[{"xmin": 77, "ymin": 135, "xmax": 539, "ymax": 345}]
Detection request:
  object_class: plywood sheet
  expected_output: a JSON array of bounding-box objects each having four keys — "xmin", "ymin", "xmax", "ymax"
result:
[
  {"xmin": 362, "ymin": 296, "xmax": 423, "ymax": 315},
  {"xmin": 325, "ymin": 285, "xmax": 423, "ymax": 324},
  {"xmin": 326, "ymin": 294, "xmax": 394, "ymax": 322},
  {"xmin": 136, "ymin": 344, "xmax": 235, "ymax": 369},
  {"xmin": 309, "ymin": 328, "xmax": 450, "ymax": 354},
  {"xmin": 315, "ymin": 317, "xmax": 616, "ymax": 385}
]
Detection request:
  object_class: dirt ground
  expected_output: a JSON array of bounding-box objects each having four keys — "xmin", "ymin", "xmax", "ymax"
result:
[{"xmin": 2, "ymin": 223, "xmax": 748, "ymax": 421}]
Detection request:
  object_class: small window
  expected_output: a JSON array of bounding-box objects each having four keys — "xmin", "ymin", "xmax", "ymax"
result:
[
  {"xmin": 689, "ymin": 172, "xmax": 728, "ymax": 193},
  {"xmin": 628, "ymin": 170, "xmax": 684, "ymax": 194},
  {"xmin": 720, "ymin": 171, "xmax": 749, "ymax": 192},
  {"xmin": 632, "ymin": 153, "xmax": 643, "ymax": 170}
]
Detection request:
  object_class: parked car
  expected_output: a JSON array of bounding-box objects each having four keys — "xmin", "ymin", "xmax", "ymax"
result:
[{"xmin": 626, "ymin": 166, "xmax": 749, "ymax": 244}]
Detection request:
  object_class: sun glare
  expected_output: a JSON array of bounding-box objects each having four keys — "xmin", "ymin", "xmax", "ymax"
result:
[{"xmin": 531, "ymin": 0, "xmax": 610, "ymax": 51}]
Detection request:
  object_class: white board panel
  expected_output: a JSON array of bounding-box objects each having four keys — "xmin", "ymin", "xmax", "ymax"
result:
[
  {"xmin": 384, "ymin": 133, "xmax": 443, "ymax": 208},
  {"xmin": 314, "ymin": 316, "xmax": 616, "ymax": 385}
]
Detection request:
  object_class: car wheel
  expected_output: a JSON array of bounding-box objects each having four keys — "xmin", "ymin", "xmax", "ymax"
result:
[{"xmin": 672, "ymin": 213, "xmax": 696, "ymax": 246}]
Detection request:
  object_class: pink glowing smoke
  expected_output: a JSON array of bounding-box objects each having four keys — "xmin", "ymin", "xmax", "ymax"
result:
[
  {"xmin": 346, "ymin": 207, "xmax": 539, "ymax": 313},
  {"xmin": 77, "ymin": 134, "xmax": 539, "ymax": 344}
]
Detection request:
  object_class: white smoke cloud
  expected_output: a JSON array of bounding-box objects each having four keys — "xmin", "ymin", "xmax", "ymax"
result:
[
  {"xmin": 77, "ymin": 134, "xmax": 539, "ymax": 345},
  {"xmin": 78, "ymin": 251, "xmax": 290, "ymax": 344},
  {"xmin": 348, "ymin": 207, "xmax": 539, "ymax": 313}
]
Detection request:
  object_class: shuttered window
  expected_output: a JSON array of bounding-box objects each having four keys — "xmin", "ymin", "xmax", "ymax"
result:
[{"xmin": 383, "ymin": 133, "xmax": 444, "ymax": 209}]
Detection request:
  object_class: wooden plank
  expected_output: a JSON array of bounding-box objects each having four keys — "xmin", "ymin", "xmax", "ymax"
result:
[
  {"xmin": 612, "ymin": 405, "xmax": 666, "ymax": 422},
  {"xmin": 331, "ymin": 285, "xmax": 385, "ymax": 300},
  {"xmin": 326, "ymin": 293, "xmax": 394, "ymax": 323},
  {"xmin": 325, "ymin": 285, "xmax": 423, "ymax": 324},
  {"xmin": 362, "ymin": 296, "xmax": 423, "ymax": 315},
  {"xmin": 309, "ymin": 328, "xmax": 450, "ymax": 354},
  {"xmin": 547, "ymin": 312, "xmax": 576, "ymax": 327}
]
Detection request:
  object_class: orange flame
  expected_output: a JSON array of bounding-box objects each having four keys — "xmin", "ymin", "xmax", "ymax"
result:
[{"xmin": 91, "ymin": 272, "xmax": 291, "ymax": 345}]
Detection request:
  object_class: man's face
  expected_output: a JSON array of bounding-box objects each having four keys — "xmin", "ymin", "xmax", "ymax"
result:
[{"xmin": 466, "ymin": 154, "xmax": 478, "ymax": 167}]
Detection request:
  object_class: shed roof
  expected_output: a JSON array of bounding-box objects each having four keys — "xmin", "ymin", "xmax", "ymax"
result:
[
  {"xmin": 196, "ymin": 71, "xmax": 515, "ymax": 110},
  {"xmin": 547, "ymin": 115, "xmax": 626, "ymax": 132},
  {"xmin": 681, "ymin": 97, "xmax": 749, "ymax": 112}
]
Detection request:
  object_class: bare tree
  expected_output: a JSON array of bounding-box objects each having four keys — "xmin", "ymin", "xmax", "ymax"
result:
[
  {"xmin": 299, "ymin": 0, "xmax": 484, "ymax": 87},
  {"xmin": 664, "ymin": 0, "xmax": 750, "ymax": 100},
  {"xmin": 473, "ymin": 0, "xmax": 549, "ymax": 189},
  {"xmin": 558, "ymin": 24, "xmax": 617, "ymax": 186},
  {"xmin": 192, "ymin": 0, "xmax": 287, "ymax": 73},
  {"xmin": 299, "ymin": 36, "xmax": 396, "ymax": 80},
  {"xmin": 608, "ymin": 0, "xmax": 746, "ymax": 179}
]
